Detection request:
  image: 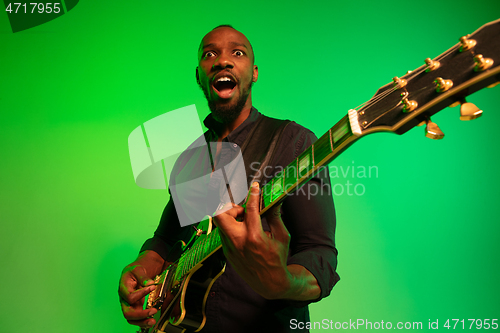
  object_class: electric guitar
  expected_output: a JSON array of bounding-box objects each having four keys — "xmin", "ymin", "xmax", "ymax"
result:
[{"xmin": 140, "ymin": 18, "xmax": 500, "ymax": 333}]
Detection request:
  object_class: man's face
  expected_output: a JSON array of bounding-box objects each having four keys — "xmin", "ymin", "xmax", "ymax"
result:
[{"xmin": 197, "ymin": 27, "xmax": 258, "ymax": 123}]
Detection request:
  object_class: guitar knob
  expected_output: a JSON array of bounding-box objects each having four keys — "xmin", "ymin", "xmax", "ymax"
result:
[
  {"xmin": 459, "ymin": 99, "xmax": 482, "ymax": 121},
  {"xmin": 434, "ymin": 77, "xmax": 453, "ymax": 92},
  {"xmin": 393, "ymin": 76, "xmax": 407, "ymax": 89},
  {"xmin": 425, "ymin": 118, "xmax": 445, "ymax": 140},
  {"xmin": 402, "ymin": 97, "xmax": 418, "ymax": 112},
  {"xmin": 459, "ymin": 35, "xmax": 476, "ymax": 52},
  {"xmin": 474, "ymin": 54, "xmax": 494, "ymax": 72},
  {"xmin": 425, "ymin": 58, "xmax": 440, "ymax": 72}
]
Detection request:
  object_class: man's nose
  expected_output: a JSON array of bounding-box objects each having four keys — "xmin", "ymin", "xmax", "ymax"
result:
[{"xmin": 213, "ymin": 54, "xmax": 234, "ymax": 69}]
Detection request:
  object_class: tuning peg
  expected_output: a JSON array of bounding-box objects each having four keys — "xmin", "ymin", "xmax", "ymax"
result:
[
  {"xmin": 459, "ymin": 35, "xmax": 476, "ymax": 52},
  {"xmin": 474, "ymin": 54, "xmax": 494, "ymax": 72},
  {"xmin": 459, "ymin": 98, "xmax": 482, "ymax": 120},
  {"xmin": 400, "ymin": 93, "xmax": 418, "ymax": 112},
  {"xmin": 393, "ymin": 76, "xmax": 407, "ymax": 89},
  {"xmin": 425, "ymin": 118, "xmax": 445, "ymax": 140},
  {"xmin": 434, "ymin": 77, "xmax": 453, "ymax": 92},
  {"xmin": 425, "ymin": 58, "xmax": 440, "ymax": 72}
]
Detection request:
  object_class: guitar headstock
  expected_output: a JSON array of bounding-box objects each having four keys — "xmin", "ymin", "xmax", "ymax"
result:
[{"xmin": 351, "ymin": 18, "xmax": 500, "ymax": 139}]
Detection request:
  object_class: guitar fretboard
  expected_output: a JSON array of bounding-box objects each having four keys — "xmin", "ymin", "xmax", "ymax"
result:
[
  {"xmin": 260, "ymin": 114, "xmax": 356, "ymax": 214},
  {"xmin": 174, "ymin": 227, "xmax": 222, "ymax": 281}
]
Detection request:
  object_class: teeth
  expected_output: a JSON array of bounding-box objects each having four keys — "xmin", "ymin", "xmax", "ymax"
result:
[{"xmin": 216, "ymin": 77, "xmax": 233, "ymax": 82}]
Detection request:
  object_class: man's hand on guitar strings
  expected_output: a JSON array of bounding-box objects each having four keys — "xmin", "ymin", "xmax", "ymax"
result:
[
  {"xmin": 214, "ymin": 181, "xmax": 293, "ymax": 299},
  {"xmin": 119, "ymin": 264, "xmax": 158, "ymax": 328}
]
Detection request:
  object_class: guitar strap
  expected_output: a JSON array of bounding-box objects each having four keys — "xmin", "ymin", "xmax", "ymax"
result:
[{"xmin": 239, "ymin": 114, "xmax": 291, "ymax": 204}]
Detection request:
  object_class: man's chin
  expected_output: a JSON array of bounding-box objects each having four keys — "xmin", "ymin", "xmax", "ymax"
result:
[
  {"xmin": 209, "ymin": 100, "xmax": 243, "ymax": 124},
  {"xmin": 201, "ymin": 82, "xmax": 252, "ymax": 124}
]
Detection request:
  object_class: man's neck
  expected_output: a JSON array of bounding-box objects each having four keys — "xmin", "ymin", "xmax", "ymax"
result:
[
  {"xmin": 217, "ymin": 106, "xmax": 251, "ymax": 140},
  {"xmin": 213, "ymin": 95, "xmax": 253, "ymax": 140}
]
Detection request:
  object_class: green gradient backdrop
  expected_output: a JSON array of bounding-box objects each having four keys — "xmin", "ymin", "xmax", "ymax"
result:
[{"xmin": 1, "ymin": 1, "xmax": 499, "ymax": 332}]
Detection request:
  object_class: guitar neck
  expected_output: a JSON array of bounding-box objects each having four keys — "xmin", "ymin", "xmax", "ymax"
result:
[
  {"xmin": 158, "ymin": 17, "xmax": 500, "ymax": 301},
  {"xmin": 173, "ymin": 113, "xmax": 361, "ymax": 281},
  {"xmin": 259, "ymin": 113, "xmax": 360, "ymax": 214},
  {"xmin": 175, "ymin": 13, "xmax": 500, "ymax": 275}
]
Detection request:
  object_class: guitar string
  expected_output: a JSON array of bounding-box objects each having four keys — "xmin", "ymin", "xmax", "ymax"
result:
[
  {"xmin": 164, "ymin": 42, "xmax": 466, "ymax": 279},
  {"xmin": 146, "ymin": 39, "xmax": 474, "ymax": 331},
  {"xmin": 351, "ymin": 43, "xmax": 461, "ymax": 112},
  {"xmin": 145, "ymin": 38, "xmax": 478, "ymax": 333},
  {"xmin": 173, "ymin": 227, "xmax": 220, "ymax": 279}
]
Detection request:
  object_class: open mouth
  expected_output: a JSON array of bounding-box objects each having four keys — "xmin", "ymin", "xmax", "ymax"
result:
[{"xmin": 213, "ymin": 76, "xmax": 237, "ymax": 99}]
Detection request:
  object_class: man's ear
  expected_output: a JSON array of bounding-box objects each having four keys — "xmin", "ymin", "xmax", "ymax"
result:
[
  {"xmin": 252, "ymin": 65, "xmax": 259, "ymax": 83},
  {"xmin": 196, "ymin": 67, "xmax": 200, "ymax": 84}
]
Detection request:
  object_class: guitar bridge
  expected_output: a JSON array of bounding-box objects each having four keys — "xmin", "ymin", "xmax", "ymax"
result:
[{"xmin": 147, "ymin": 269, "xmax": 170, "ymax": 309}]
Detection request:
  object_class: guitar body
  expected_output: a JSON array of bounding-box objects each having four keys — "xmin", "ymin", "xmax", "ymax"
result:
[{"xmin": 144, "ymin": 217, "xmax": 226, "ymax": 333}]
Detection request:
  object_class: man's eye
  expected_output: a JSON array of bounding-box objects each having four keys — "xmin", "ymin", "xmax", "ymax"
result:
[
  {"xmin": 204, "ymin": 51, "xmax": 216, "ymax": 58},
  {"xmin": 233, "ymin": 50, "xmax": 244, "ymax": 56}
]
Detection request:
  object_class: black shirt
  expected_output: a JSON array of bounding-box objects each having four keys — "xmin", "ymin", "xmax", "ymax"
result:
[{"xmin": 141, "ymin": 107, "xmax": 339, "ymax": 332}]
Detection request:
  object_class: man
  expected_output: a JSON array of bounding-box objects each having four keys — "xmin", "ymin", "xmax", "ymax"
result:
[{"xmin": 119, "ymin": 25, "xmax": 339, "ymax": 332}]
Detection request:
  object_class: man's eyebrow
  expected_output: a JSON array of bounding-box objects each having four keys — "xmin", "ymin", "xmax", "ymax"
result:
[
  {"xmin": 201, "ymin": 43, "xmax": 216, "ymax": 50},
  {"xmin": 229, "ymin": 42, "xmax": 248, "ymax": 49}
]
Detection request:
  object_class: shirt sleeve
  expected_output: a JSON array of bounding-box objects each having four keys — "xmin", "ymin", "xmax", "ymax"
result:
[
  {"xmin": 265, "ymin": 124, "xmax": 340, "ymax": 306},
  {"xmin": 140, "ymin": 194, "xmax": 193, "ymax": 260}
]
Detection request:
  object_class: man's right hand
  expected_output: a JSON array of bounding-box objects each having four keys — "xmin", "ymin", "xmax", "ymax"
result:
[{"xmin": 119, "ymin": 251, "xmax": 165, "ymax": 328}]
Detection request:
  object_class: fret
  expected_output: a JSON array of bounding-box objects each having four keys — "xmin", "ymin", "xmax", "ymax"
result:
[
  {"xmin": 271, "ymin": 172, "xmax": 284, "ymax": 202},
  {"xmin": 192, "ymin": 247, "xmax": 197, "ymax": 268},
  {"xmin": 209, "ymin": 230, "xmax": 217, "ymax": 252},
  {"xmin": 197, "ymin": 241, "xmax": 203, "ymax": 263},
  {"xmin": 284, "ymin": 162, "xmax": 298, "ymax": 194},
  {"xmin": 176, "ymin": 254, "xmax": 185, "ymax": 280},
  {"xmin": 194, "ymin": 243, "xmax": 200, "ymax": 266},
  {"xmin": 203, "ymin": 238, "xmax": 209, "ymax": 258},
  {"xmin": 213, "ymin": 229, "xmax": 220, "ymax": 250},
  {"xmin": 297, "ymin": 146, "xmax": 313, "ymax": 180},
  {"xmin": 182, "ymin": 255, "xmax": 187, "ymax": 275},
  {"xmin": 332, "ymin": 117, "xmax": 351, "ymax": 145},
  {"xmin": 205, "ymin": 234, "xmax": 212, "ymax": 254},
  {"xmin": 188, "ymin": 250, "xmax": 194, "ymax": 271},
  {"xmin": 183, "ymin": 254, "xmax": 188, "ymax": 276},
  {"xmin": 313, "ymin": 129, "xmax": 333, "ymax": 166},
  {"xmin": 259, "ymin": 188, "xmax": 264, "ymax": 211},
  {"xmin": 262, "ymin": 180, "xmax": 273, "ymax": 207},
  {"xmin": 207, "ymin": 232, "xmax": 213, "ymax": 252}
]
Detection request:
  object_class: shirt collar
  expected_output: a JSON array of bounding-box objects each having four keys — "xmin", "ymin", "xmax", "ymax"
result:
[{"xmin": 203, "ymin": 107, "xmax": 261, "ymax": 146}]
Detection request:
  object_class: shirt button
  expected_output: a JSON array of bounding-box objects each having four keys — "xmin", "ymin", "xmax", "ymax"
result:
[
  {"xmin": 233, "ymin": 143, "xmax": 238, "ymax": 148},
  {"xmin": 210, "ymin": 291, "xmax": 216, "ymax": 297}
]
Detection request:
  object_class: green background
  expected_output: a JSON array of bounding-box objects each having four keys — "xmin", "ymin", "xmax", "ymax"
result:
[{"xmin": 1, "ymin": 1, "xmax": 499, "ymax": 332}]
